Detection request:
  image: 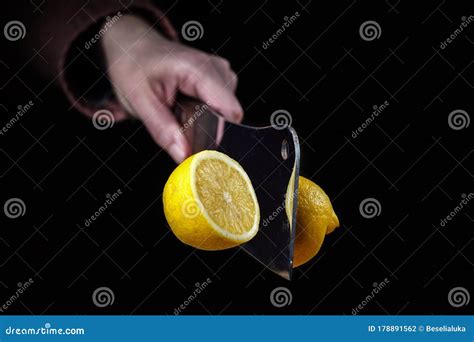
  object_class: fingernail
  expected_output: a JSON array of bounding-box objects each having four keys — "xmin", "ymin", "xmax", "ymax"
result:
[
  {"xmin": 233, "ymin": 111, "xmax": 243, "ymax": 123},
  {"xmin": 169, "ymin": 142, "xmax": 186, "ymax": 163}
]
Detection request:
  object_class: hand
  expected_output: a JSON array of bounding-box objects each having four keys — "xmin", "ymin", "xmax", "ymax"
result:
[{"xmin": 101, "ymin": 15, "xmax": 243, "ymax": 163}]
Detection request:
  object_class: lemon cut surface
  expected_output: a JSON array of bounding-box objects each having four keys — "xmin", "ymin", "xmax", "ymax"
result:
[{"xmin": 163, "ymin": 150, "xmax": 260, "ymax": 250}]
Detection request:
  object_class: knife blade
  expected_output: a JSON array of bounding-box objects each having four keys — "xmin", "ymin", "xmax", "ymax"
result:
[{"xmin": 174, "ymin": 96, "xmax": 300, "ymax": 280}]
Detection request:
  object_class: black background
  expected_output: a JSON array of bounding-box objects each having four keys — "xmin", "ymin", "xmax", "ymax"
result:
[{"xmin": 1, "ymin": 0, "xmax": 473, "ymax": 315}]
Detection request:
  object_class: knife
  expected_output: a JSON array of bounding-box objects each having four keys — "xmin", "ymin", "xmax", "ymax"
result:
[{"xmin": 174, "ymin": 95, "xmax": 300, "ymax": 280}]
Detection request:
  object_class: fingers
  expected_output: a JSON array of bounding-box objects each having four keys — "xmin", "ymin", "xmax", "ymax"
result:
[
  {"xmin": 179, "ymin": 55, "xmax": 243, "ymax": 123},
  {"xmin": 129, "ymin": 85, "xmax": 190, "ymax": 163},
  {"xmin": 212, "ymin": 57, "xmax": 238, "ymax": 91}
]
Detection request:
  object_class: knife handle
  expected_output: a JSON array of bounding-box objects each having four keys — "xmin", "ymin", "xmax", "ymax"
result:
[{"xmin": 173, "ymin": 94, "xmax": 224, "ymax": 153}]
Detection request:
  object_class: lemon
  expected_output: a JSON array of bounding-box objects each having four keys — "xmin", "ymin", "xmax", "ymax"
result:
[
  {"xmin": 293, "ymin": 176, "xmax": 339, "ymax": 267},
  {"xmin": 285, "ymin": 164, "xmax": 297, "ymax": 230},
  {"xmin": 163, "ymin": 150, "xmax": 260, "ymax": 250}
]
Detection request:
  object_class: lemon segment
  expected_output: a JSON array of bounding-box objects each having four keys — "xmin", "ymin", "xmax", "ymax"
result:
[{"xmin": 163, "ymin": 150, "xmax": 260, "ymax": 251}]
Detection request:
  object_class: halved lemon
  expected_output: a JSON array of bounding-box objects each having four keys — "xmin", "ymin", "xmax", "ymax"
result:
[
  {"xmin": 293, "ymin": 176, "xmax": 339, "ymax": 267},
  {"xmin": 163, "ymin": 150, "xmax": 260, "ymax": 250}
]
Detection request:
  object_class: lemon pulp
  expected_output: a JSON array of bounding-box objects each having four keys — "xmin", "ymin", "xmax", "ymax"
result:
[{"xmin": 195, "ymin": 158, "xmax": 257, "ymax": 236}]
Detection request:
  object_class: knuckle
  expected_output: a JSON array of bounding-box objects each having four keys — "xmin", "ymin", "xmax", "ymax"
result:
[
  {"xmin": 227, "ymin": 70, "xmax": 238, "ymax": 89},
  {"xmin": 186, "ymin": 50, "xmax": 209, "ymax": 64},
  {"xmin": 216, "ymin": 57, "xmax": 231, "ymax": 69},
  {"xmin": 229, "ymin": 69, "xmax": 238, "ymax": 81},
  {"xmin": 177, "ymin": 49, "xmax": 207, "ymax": 68}
]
